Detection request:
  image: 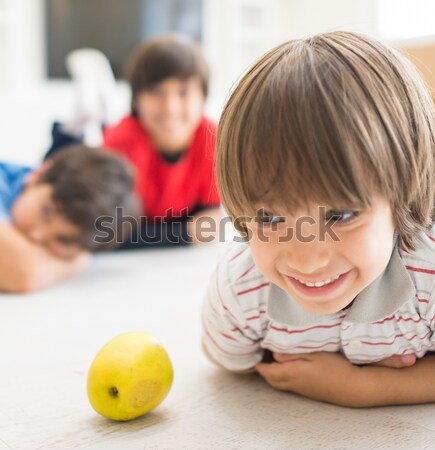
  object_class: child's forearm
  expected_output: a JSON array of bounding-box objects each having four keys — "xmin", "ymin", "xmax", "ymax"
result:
[
  {"xmin": 21, "ymin": 250, "xmax": 91, "ymax": 293},
  {"xmin": 0, "ymin": 222, "xmax": 90, "ymax": 293},
  {"xmin": 353, "ymin": 354, "xmax": 435, "ymax": 407},
  {"xmin": 188, "ymin": 207, "xmax": 222, "ymax": 244},
  {"xmin": 255, "ymin": 351, "xmax": 435, "ymax": 407},
  {"xmin": 1, "ymin": 246, "xmax": 90, "ymax": 293}
]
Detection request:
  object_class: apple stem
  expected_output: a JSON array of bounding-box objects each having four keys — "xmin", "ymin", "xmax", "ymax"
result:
[{"xmin": 108, "ymin": 387, "xmax": 119, "ymax": 398}]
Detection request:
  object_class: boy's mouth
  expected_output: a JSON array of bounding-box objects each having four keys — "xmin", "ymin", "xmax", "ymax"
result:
[
  {"xmin": 285, "ymin": 270, "xmax": 351, "ymax": 297},
  {"xmin": 294, "ymin": 274, "xmax": 340, "ymax": 287}
]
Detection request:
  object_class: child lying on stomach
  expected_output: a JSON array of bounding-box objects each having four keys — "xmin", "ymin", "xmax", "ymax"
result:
[{"xmin": 0, "ymin": 144, "xmax": 138, "ymax": 293}]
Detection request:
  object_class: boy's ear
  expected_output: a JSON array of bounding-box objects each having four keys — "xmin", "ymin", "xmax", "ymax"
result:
[{"xmin": 25, "ymin": 160, "xmax": 52, "ymax": 187}]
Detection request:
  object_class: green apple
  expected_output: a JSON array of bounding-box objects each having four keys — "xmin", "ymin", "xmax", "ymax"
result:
[{"xmin": 87, "ymin": 332, "xmax": 173, "ymax": 421}]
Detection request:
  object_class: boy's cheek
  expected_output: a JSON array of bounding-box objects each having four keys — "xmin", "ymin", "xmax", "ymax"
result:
[{"xmin": 11, "ymin": 201, "xmax": 36, "ymax": 231}]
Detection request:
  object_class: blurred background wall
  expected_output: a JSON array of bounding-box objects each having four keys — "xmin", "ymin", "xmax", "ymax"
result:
[{"xmin": 0, "ymin": 0, "xmax": 433, "ymax": 165}]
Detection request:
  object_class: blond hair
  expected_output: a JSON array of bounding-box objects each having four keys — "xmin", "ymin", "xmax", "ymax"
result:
[{"xmin": 217, "ymin": 31, "xmax": 434, "ymax": 249}]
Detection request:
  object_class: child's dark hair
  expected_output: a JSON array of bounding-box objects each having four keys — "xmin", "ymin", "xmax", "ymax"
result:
[
  {"xmin": 125, "ymin": 33, "xmax": 209, "ymax": 115},
  {"xmin": 217, "ymin": 31, "xmax": 435, "ymax": 250},
  {"xmin": 41, "ymin": 145, "xmax": 138, "ymax": 251}
]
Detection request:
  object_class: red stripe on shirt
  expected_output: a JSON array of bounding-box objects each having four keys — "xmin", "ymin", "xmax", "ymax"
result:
[
  {"xmin": 405, "ymin": 265, "xmax": 435, "ymax": 275},
  {"xmin": 361, "ymin": 329, "xmax": 431, "ymax": 346},
  {"xmin": 361, "ymin": 334, "xmax": 405, "ymax": 346},
  {"xmin": 293, "ymin": 341, "xmax": 340, "ymax": 350},
  {"xmin": 270, "ymin": 321, "xmax": 343, "ymax": 335},
  {"xmin": 237, "ymin": 282, "xmax": 270, "ymax": 296},
  {"xmin": 218, "ymin": 331, "xmax": 238, "ymax": 341},
  {"xmin": 237, "ymin": 264, "xmax": 256, "ymax": 280},
  {"xmin": 217, "ymin": 330, "xmax": 256, "ymax": 346},
  {"xmin": 229, "ymin": 247, "xmax": 247, "ymax": 261},
  {"xmin": 246, "ymin": 310, "xmax": 267, "ymax": 321},
  {"xmin": 203, "ymin": 327, "xmax": 255, "ymax": 356},
  {"xmin": 373, "ymin": 315, "xmax": 423, "ymax": 325},
  {"xmin": 215, "ymin": 263, "xmax": 246, "ymax": 329}
]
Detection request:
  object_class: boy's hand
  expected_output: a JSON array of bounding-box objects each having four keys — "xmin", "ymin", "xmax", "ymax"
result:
[
  {"xmin": 370, "ymin": 353, "xmax": 416, "ymax": 368},
  {"xmin": 0, "ymin": 221, "xmax": 92, "ymax": 293},
  {"xmin": 255, "ymin": 351, "xmax": 417, "ymax": 406},
  {"xmin": 70, "ymin": 251, "xmax": 92, "ymax": 272},
  {"xmin": 255, "ymin": 351, "xmax": 359, "ymax": 406},
  {"xmin": 188, "ymin": 207, "xmax": 222, "ymax": 245}
]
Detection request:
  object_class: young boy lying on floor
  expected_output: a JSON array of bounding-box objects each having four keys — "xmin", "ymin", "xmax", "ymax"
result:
[
  {"xmin": 0, "ymin": 145, "xmax": 138, "ymax": 293},
  {"xmin": 202, "ymin": 31, "xmax": 435, "ymax": 407}
]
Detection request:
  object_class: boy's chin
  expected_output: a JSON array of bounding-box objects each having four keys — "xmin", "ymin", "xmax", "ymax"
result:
[{"xmin": 294, "ymin": 297, "xmax": 354, "ymax": 315}]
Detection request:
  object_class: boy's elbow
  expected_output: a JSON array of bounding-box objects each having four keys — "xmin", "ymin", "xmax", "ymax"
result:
[
  {"xmin": 201, "ymin": 339, "xmax": 256, "ymax": 374},
  {"xmin": 6, "ymin": 281, "xmax": 37, "ymax": 294}
]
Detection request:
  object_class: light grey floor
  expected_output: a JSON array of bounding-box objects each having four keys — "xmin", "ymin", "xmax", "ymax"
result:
[{"xmin": 1, "ymin": 243, "xmax": 435, "ymax": 450}]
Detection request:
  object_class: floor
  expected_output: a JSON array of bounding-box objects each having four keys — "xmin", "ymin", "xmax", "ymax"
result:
[{"xmin": 1, "ymin": 243, "xmax": 435, "ymax": 450}]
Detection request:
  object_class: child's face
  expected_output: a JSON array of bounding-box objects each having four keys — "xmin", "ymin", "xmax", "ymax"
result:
[
  {"xmin": 135, "ymin": 76, "xmax": 204, "ymax": 153},
  {"xmin": 11, "ymin": 181, "xmax": 84, "ymax": 259},
  {"xmin": 245, "ymin": 196, "xmax": 396, "ymax": 314}
]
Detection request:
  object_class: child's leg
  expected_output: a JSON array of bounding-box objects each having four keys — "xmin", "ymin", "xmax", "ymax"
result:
[
  {"xmin": 44, "ymin": 49, "xmax": 121, "ymax": 160},
  {"xmin": 43, "ymin": 122, "xmax": 84, "ymax": 160},
  {"xmin": 66, "ymin": 48, "xmax": 122, "ymax": 128}
]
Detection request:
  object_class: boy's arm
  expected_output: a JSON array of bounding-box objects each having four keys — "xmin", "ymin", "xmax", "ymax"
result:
[
  {"xmin": 201, "ymin": 261, "xmax": 265, "ymax": 372},
  {"xmin": 188, "ymin": 207, "xmax": 222, "ymax": 244},
  {"xmin": 0, "ymin": 222, "xmax": 90, "ymax": 293},
  {"xmin": 255, "ymin": 350, "xmax": 435, "ymax": 407}
]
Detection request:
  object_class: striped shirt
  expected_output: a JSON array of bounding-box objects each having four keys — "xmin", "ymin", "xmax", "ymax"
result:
[{"xmin": 202, "ymin": 227, "xmax": 435, "ymax": 372}]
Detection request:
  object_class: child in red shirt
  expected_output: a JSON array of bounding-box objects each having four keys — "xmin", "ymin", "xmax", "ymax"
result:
[{"xmin": 46, "ymin": 35, "xmax": 220, "ymax": 247}]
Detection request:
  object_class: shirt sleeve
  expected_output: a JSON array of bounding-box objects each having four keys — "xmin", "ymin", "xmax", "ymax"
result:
[
  {"xmin": 103, "ymin": 138, "xmax": 128, "ymax": 160},
  {"xmin": 201, "ymin": 261, "xmax": 265, "ymax": 372},
  {"xmin": 103, "ymin": 121, "xmax": 134, "ymax": 160},
  {"xmin": 0, "ymin": 163, "xmax": 31, "ymax": 223},
  {"xmin": 427, "ymin": 292, "xmax": 435, "ymax": 347},
  {"xmin": 0, "ymin": 166, "xmax": 12, "ymax": 222},
  {"xmin": 0, "ymin": 205, "xmax": 9, "ymax": 222}
]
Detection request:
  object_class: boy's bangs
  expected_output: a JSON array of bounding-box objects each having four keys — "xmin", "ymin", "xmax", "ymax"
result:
[
  {"xmin": 220, "ymin": 41, "xmax": 388, "ymax": 220},
  {"xmin": 235, "ymin": 135, "xmax": 376, "ymax": 219},
  {"xmin": 226, "ymin": 76, "xmax": 380, "ymax": 219}
]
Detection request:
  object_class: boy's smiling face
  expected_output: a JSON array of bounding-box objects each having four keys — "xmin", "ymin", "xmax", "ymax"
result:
[
  {"xmin": 245, "ymin": 196, "xmax": 396, "ymax": 314},
  {"xmin": 11, "ymin": 175, "xmax": 84, "ymax": 259},
  {"xmin": 135, "ymin": 76, "xmax": 205, "ymax": 154}
]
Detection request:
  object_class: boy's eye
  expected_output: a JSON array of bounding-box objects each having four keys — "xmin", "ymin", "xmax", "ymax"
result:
[
  {"xmin": 256, "ymin": 210, "xmax": 284, "ymax": 226},
  {"xmin": 56, "ymin": 235, "xmax": 77, "ymax": 246},
  {"xmin": 325, "ymin": 210, "xmax": 359, "ymax": 225}
]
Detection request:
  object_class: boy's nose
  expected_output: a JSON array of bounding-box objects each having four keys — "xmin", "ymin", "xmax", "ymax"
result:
[
  {"xmin": 283, "ymin": 240, "xmax": 331, "ymax": 275},
  {"xmin": 163, "ymin": 94, "xmax": 181, "ymax": 114}
]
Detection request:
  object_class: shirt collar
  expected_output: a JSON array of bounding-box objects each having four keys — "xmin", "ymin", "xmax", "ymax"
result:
[{"xmin": 267, "ymin": 242, "xmax": 416, "ymax": 326}]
